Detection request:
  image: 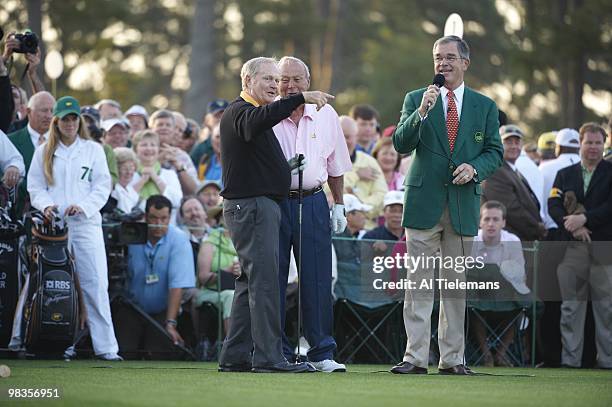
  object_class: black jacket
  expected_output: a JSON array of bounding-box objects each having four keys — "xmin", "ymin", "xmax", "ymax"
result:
[
  {"xmin": 548, "ymin": 160, "xmax": 612, "ymax": 264},
  {"xmin": 0, "ymin": 75, "xmax": 14, "ymax": 133},
  {"xmin": 220, "ymin": 93, "xmax": 304, "ymax": 201}
]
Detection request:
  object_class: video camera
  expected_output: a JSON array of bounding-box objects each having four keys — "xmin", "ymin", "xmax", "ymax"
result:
[
  {"xmin": 102, "ymin": 208, "xmax": 147, "ymax": 292},
  {"xmin": 102, "ymin": 208, "xmax": 147, "ymax": 247},
  {"xmin": 14, "ymin": 30, "xmax": 39, "ymax": 54}
]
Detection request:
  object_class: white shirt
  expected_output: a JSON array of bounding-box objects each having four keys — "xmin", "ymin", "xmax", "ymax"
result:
[
  {"xmin": 28, "ymin": 137, "xmax": 110, "ymax": 223},
  {"xmin": 0, "ymin": 130, "xmax": 25, "ymax": 175},
  {"xmin": 27, "ymin": 123, "xmax": 48, "ymax": 148},
  {"xmin": 111, "ymin": 183, "xmax": 139, "ymax": 214},
  {"xmin": 539, "ymin": 153, "xmax": 580, "ymax": 229},
  {"xmin": 440, "ymin": 82, "xmax": 465, "ymax": 121},
  {"xmin": 515, "ymin": 153, "xmax": 545, "ymax": 222}
]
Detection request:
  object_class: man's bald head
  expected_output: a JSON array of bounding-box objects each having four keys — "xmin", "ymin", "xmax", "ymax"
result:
[
  {"xmin": 340, "ymin": 115, "xmax": 358, "ymax": 154},
  {"xmin": 27, "ymin": 91, "xmax": 56, "ymax": 135}
]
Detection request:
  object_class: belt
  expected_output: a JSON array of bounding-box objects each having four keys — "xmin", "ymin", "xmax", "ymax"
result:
[{"xmin": 288, "ymin": 185, "xmax": 322, "ymax": 199}]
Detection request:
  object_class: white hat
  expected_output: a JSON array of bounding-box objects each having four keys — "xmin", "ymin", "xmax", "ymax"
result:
[
  {"xmin": 500, "ymin": 259, "xmax": 530, "ymax": 295},
  {"xmin": 383, "ymin": 190, "xmax": 404, "ymax": 208},
  {"xmin": 125, "ymin": 104, "xmax": 149, "ymax": 121},
  {"xmin": 101, "ymin": 118, "xmax": 129, "ymax": 132},
  {"xmin": 555, "ymin": 128, "xmax": 580, "ymax": 148},
  {"xmin": 344, "ymin": 194, "xmax": 372, "ymax": 213}
]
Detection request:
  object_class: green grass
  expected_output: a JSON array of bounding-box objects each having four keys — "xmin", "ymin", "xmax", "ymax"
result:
[{"xmin": 0, "ymin": 360, "xmax": 611, "ymax": 406}]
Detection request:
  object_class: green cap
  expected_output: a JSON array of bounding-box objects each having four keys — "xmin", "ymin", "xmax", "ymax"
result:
[{"xmin": 53, "ymin": 96, "xmax": 81, "ymax": 119}]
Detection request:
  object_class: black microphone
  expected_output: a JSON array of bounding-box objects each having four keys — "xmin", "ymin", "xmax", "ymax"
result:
[{"xmin": 425, "ymin": 73, "xmax": 446, "ymax": 114}]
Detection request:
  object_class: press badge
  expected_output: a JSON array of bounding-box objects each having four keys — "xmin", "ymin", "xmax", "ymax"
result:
[{"xmin": 146, "ymin": 274, "xmax": 160, "ymax": 284}]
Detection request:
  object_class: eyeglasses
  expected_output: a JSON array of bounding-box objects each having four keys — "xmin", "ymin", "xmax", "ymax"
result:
[{"xmin": 434, "ymin": 55, "xmax": 463, "ymax": 63}]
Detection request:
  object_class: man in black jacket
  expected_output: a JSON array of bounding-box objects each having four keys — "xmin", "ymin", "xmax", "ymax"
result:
[
  {"xmin": 548, "ymin": 122, "xmax": 612, "ymax": 369},
  {"xmin": 218, "ymin": 56, "xmax": 333, "ymax": 373}
]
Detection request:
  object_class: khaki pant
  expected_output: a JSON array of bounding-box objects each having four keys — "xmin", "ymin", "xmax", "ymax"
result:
[
  {"xmin": 402, "ymin": 208, "xmax": 472, "ymax": 369},
  {"xmin": 557, "ymin": 243, "xmax": 612, "ymax": 368}
]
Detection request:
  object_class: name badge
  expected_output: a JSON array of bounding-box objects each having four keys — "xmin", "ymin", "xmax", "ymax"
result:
[{"xmin": 146, "ymin": 274, "xmax": 160, "ymax": 284}]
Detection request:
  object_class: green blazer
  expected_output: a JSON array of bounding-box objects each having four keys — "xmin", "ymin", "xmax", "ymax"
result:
[
  {"xmin": 7, "ymin": 126, "xmax": 36, "ymax": 216},
  {"xmin": 392, "ymin": 86, "xmax": 503, "ymax": 236}
]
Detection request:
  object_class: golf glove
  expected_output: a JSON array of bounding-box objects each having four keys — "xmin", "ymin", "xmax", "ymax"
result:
[
  {"xmin": 331, "ymin": 204, "xmax": 347, "ymax": 234},
  {"xmin": 288, "ymin": 154, "xmax": 307, "ymax": 175}
]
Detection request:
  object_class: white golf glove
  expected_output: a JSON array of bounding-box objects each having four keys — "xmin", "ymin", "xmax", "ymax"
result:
[
  {"xmin": 331, "ymin": 204, "xmax": 347, "ymax": 234},
  {"xmin": 288, "ymin": 154, "xmax": 307, "ymax": 175}
]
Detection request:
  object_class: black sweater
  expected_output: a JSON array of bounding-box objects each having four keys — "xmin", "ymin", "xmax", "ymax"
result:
[{"xmin": 220, "ymin": 93, "xmax": 305, "ymax": 200}]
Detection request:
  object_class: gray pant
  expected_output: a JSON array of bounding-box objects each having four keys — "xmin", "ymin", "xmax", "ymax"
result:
[
  {"xmin": 219, "ymin": 196, "xmax": 285, "ymax": 367},
  {"xmin": 557, "ymin": 243, "xmax": 612, "ymax": 368}
]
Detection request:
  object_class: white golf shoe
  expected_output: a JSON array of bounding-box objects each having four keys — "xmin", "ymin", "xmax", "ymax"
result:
[{"xmin": 309, "ymin": 359, "xmax": 346, "ymax": 372}]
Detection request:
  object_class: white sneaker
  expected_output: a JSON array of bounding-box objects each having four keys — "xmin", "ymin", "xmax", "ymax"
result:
[{"xmin": 310, "ymin": 359, "xmax": 346, "ymax": 372}]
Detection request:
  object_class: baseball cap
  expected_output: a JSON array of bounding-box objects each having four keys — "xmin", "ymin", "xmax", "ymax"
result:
[
  {"xmin": 81, "ymin": 106, "xmax": 100, "ymax": 124},
  {"xmin": 383, "ymin": 190, "xmax": 404, "ymax": 208},
  {"xmin": 207, "ymin": 99, "xmax": 229, "ymax": 114},
  {"xmin": 53, "ymin": 96, "xmax": 81, "ymax": 119},
  {"xmin": 344, "ymin": 194, "xmax": 372, "ymax": 213},
  {"xmin": 382, "ymin": 125, "xmax": 396, "ymax": 138},
  {"xmin": 555, "ymin": 128, "xmax": 580, "ymax": 148},
  {"xmin": 125, "ymin": 104, "xmax": 149, "ymax": 121},
  {"xmin": 197, "ymin": 180, "xmax": 222, "ymax": 195},
  {"xmin": 101, "ymin": 118, "xmax": 130, "ymax": 132},
  {"xmin": 499, "ymin": 124, "xmax": 524, "ymax": 140},
  {"xmin": 537, "ymin": 132, "xmax": 557, "ymax": 151}
]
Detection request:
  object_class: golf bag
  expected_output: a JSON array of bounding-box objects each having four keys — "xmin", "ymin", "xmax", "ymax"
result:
[
  {"xmin": 0, "ymin": 192, "xmax": 26, "ymax": 348},
  {"xmin": 22, "ymin": 212, "xmax": 81, "ymax": 352}
]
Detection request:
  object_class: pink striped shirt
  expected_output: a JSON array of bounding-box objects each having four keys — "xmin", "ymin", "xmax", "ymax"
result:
[{"xmin": 274, "ymin": 104, "xmax": 352, "ymax": 190}]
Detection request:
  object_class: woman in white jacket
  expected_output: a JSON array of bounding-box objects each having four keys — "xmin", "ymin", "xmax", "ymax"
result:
[{"xmin": 27, "ymin": 96, "xmax": 121, "ymax": 361}]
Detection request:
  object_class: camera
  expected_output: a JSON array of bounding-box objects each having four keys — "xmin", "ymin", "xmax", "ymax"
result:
[
  {"xmin": 102, "ymin": 209, "xmax": 147, "ymax": 247},
  {"xmin": 14, "ymin": 30, "xmax": 39, "ymax": 54},
  {"xmin": 102, "ymin": 209, "xmax": 147, "ymax": 292}
]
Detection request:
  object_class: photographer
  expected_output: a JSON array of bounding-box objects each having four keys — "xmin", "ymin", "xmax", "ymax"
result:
[
  {"xmin": 115, "ymin": 195, "xmax": 195, "ymax": 359},
  {"xmin": 27, "ymin": 95, "xmax": 121, "ymax": 361},
  {"xmin": 2, "ymin": 30, "xmax": 45, "ymax": 98}
]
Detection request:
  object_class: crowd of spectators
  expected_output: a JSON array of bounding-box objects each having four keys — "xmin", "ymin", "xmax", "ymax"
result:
[{"xmin": 1, "ymin": 32, "xmax": 611, "ymax": 367}]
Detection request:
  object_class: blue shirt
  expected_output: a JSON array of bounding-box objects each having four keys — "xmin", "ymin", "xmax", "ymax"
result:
[
  {"xmin": 204, "ymin": 154, "xmax": 223, "ymax": 186},
  {"xmin": 127, "ymin": 225, "xmax": 196, "ymax": 314}
]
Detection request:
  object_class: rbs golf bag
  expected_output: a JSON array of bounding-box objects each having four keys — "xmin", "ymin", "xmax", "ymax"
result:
[{"xmin": 22, "ymin": 211, "xmax": 81, "ymax": 352}]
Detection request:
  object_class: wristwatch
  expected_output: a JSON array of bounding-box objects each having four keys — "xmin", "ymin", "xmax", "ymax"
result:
[{"xmin": 472, "ymin": 167, "xmax": 479, "ymax": 183}]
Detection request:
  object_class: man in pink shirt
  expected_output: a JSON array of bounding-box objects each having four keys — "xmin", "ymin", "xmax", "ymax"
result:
[{"xmin": 273, "ymin": 56, "xmax": 352, "ymax": 372}]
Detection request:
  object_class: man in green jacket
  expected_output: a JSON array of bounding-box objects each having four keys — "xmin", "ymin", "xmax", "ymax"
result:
[
  {"xmin": 7, "ymin": 91, "xmax": 55, "ymax": 216},
  {"xmin": 390, "ymin": 36, "xmax": 503, "ymax": 375}
]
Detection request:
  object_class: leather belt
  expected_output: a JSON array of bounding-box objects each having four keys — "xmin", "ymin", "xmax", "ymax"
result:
[{"xmin": 288, "ymin": 185, "xmax": 323, "ymax": 199}]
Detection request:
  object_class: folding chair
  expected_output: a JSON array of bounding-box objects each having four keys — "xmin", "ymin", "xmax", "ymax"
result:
[
  {"xmin": 466, "ymin": 263, "xmax": 532, "ymax": 367},
  {"xmin": 334, "ymin": 298, "xmax": 402, "ymax": 364},
  {"xmin": 467, "ymin": 306, "xmax": 528, "ymax": 366},
  {"xmin": 332, "ymin": 235, "xmax": 404, "ymax": 364}
]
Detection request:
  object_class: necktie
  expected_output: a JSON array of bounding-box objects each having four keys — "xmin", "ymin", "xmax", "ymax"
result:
[
  {"xmin": 38, "ymin": 135, "xmax": 46, "ymax": 145},
  {"xmin": 446, "ymin": 90, "xmax": 459, "ymax": 152}
]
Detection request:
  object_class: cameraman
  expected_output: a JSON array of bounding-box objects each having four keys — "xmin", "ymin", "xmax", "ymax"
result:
[
  {"xmin": 114, "ymin": 195, "xmax": 195, "ymax": 359},
  {"xmin": 2, "ymin": 30, "xmax": 45, "ymax": 104}
]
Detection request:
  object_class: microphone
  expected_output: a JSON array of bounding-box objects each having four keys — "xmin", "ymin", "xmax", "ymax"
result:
[{"xmin": 425, "ymin": 73, "xmax": 446, "ymax": 114}]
